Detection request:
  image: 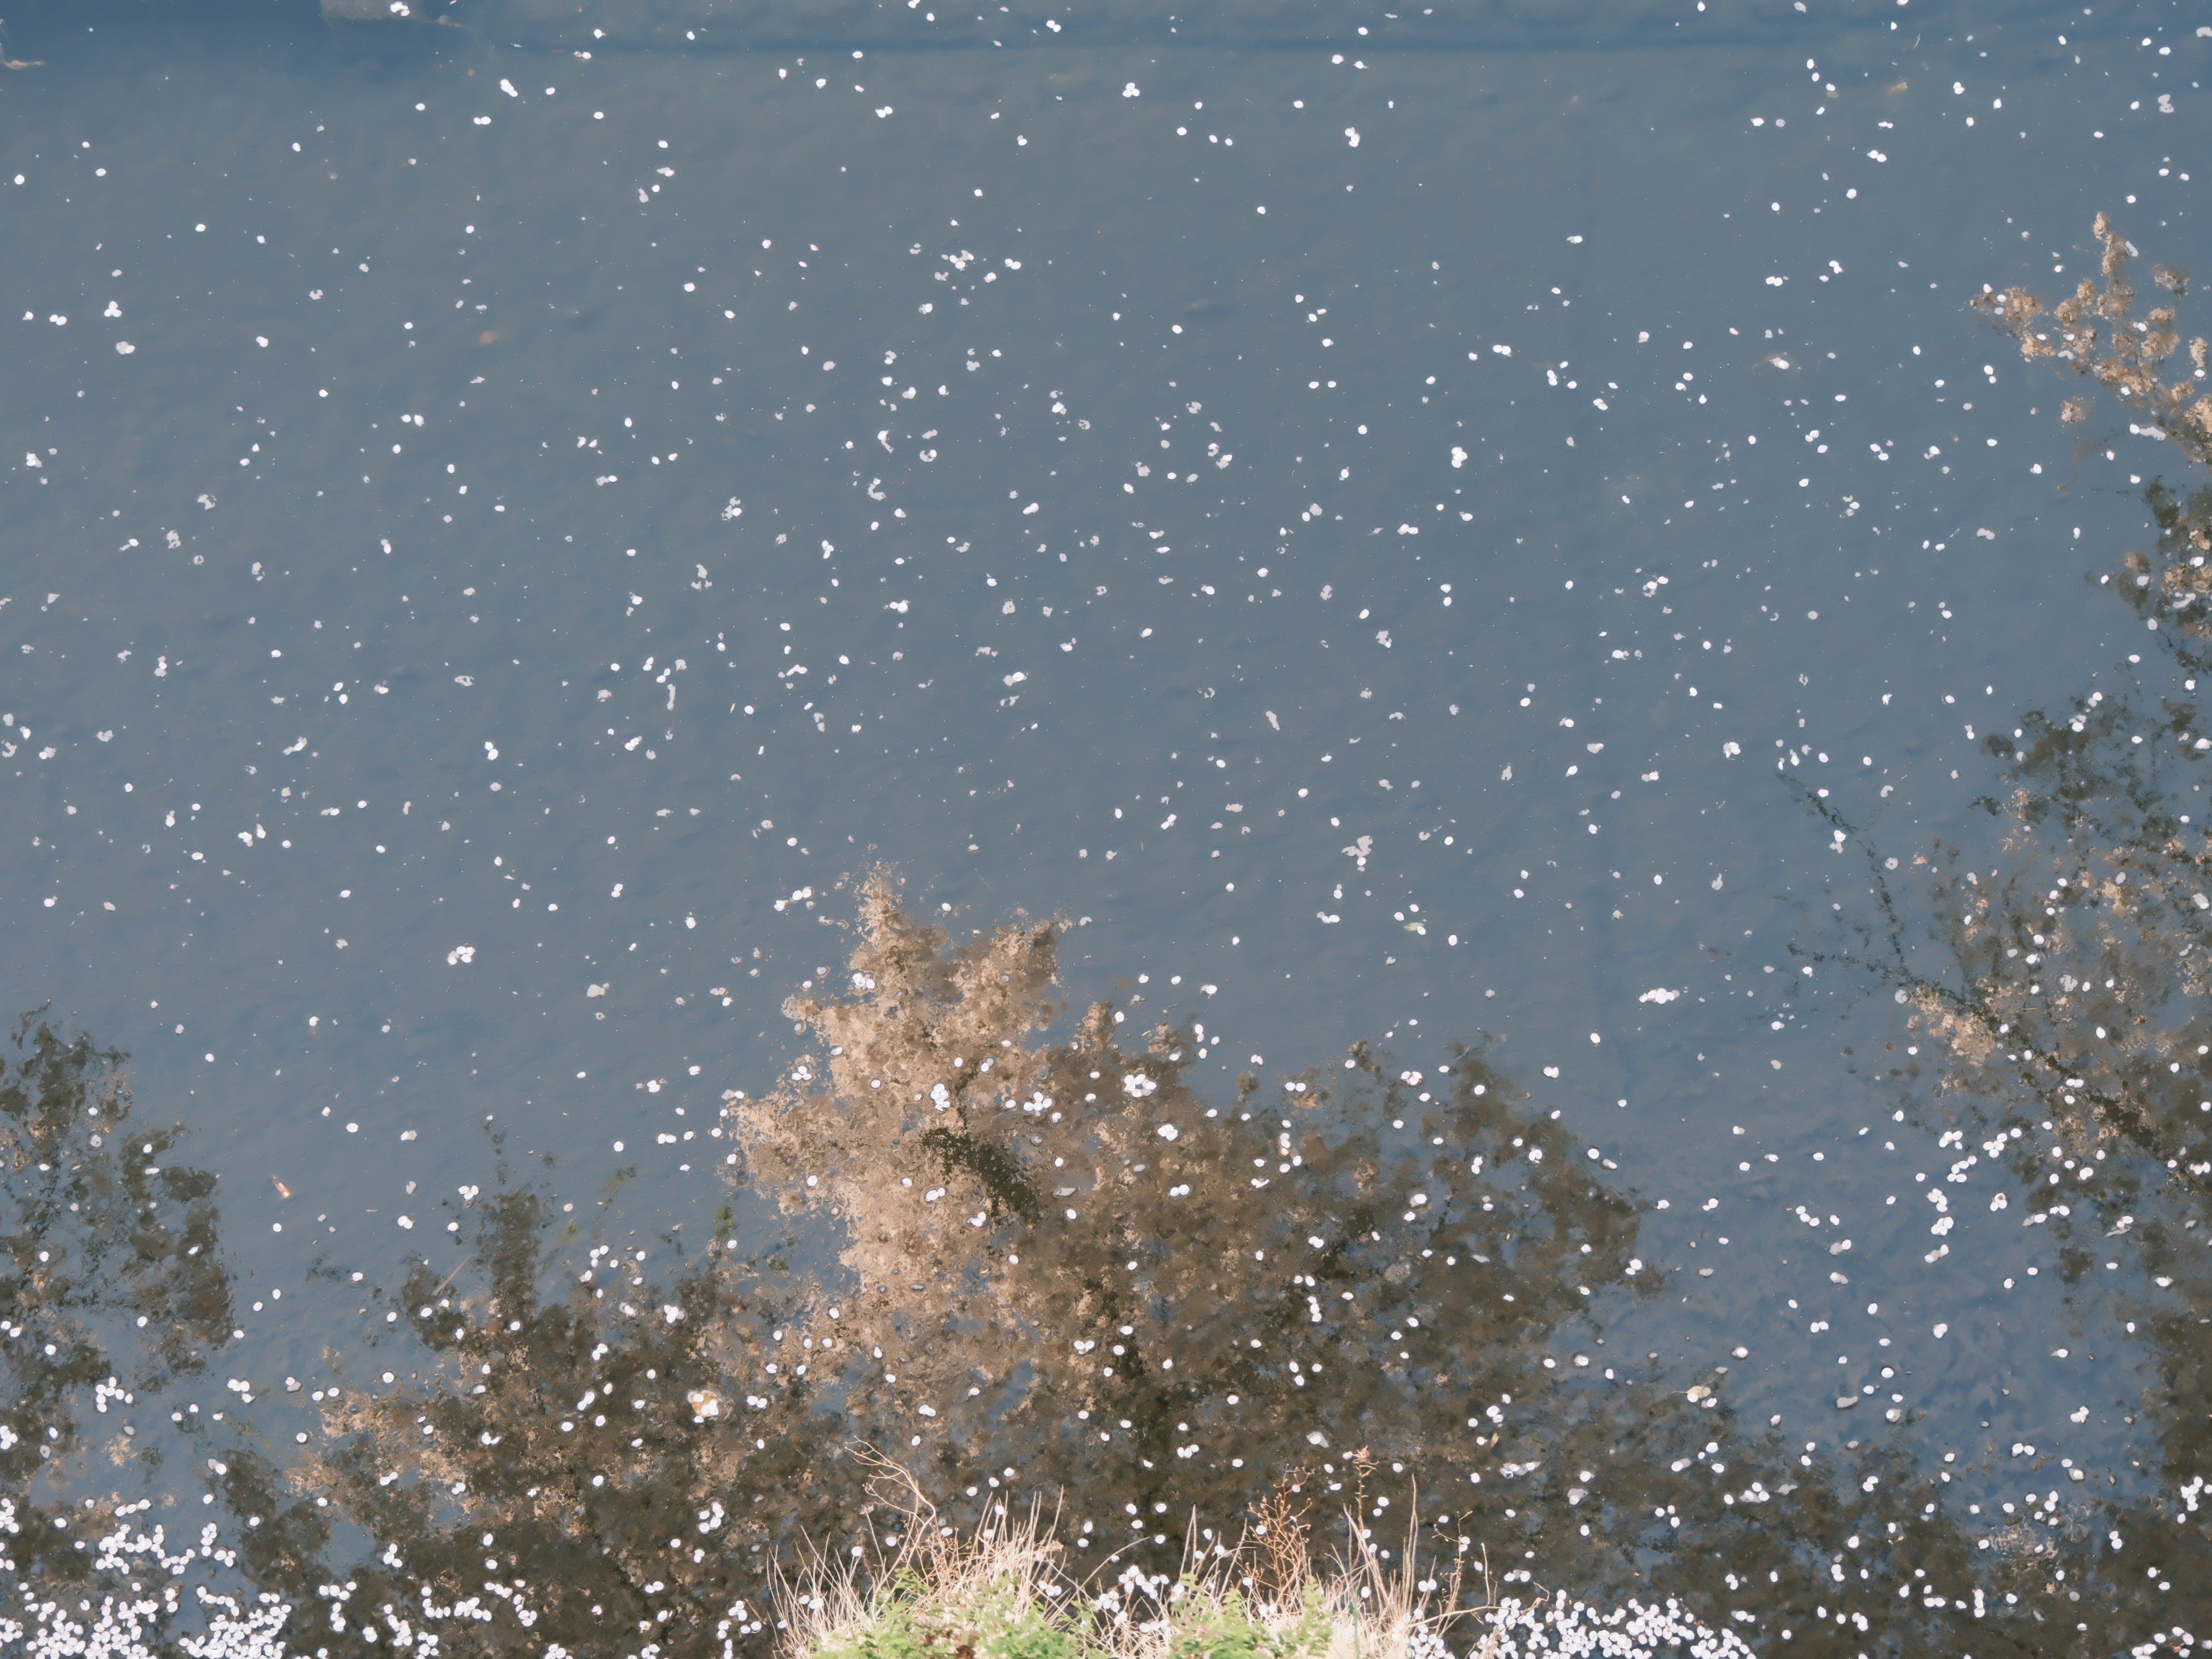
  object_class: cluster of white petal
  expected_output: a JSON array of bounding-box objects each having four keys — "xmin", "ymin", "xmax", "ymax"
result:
[
  {"xmin": 1481, "ymin": 1592, "xmax": 1756, "ymax": 1659},
  {"xmin": 1, "ymin": 1498, "xmax": 297, "ymax": 1659}
]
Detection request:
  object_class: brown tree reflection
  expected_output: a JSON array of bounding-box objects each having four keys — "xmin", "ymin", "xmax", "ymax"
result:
[
  {"xmin": 736, "ymin": 877, "xmax": 1652, "ymax": 1561},
  {"xmin": 1975, "ymin": 210, "xmax": 2211, "ymax": 468},
  {"xmin": 264, "ymin": 883, "xmax": 2029, "ymax": 1658},
  {"xmin": 0, "ymin": 930, "xmax": 2045, "ymax": 1654},
  {"xmin": 1804, "ymin": 656, "xmax": 2212, "ymax": 1653},
  {"xmin": 0, "ymin": 1012, "xmax": 234, "ymax": 1584},
  {"xmin": 1782, "ymin": 215, "xmax": 2212, "ymax": 1654}
]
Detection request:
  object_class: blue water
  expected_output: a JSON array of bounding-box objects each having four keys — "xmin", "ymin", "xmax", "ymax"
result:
[{"xmin": 4, "ymin": 2, "xmax": 2210, "ymax": 1653}]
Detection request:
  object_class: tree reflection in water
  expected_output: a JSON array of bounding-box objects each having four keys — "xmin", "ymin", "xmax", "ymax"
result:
[
  {"xmin": 69, "ymin": 589, "xmax": 2212, "ymax": 1657},
  {"xmin": 2, "ymin": 902, "xmax": 2080, "ymax": 1654},
  {"xmin": 0, "ymin": 1022, "xmax": 243, "ymax": 1645},
  {"xmin": 1785, "ymin": 215, "xmax": 2212, "ymax": 1655},
  {"xmin": 224, "ymin": 881, "xmax": 2011, "ymax": 1658},
  {"xmin": 0, "ymin": 1014, "xmax": 234, "ymax": 1586},
  {"xmin": 19, "ymin": 209, "xmax": 2212, "ymax": 1659},
  {"xmin": 34, "ymin": 630, "xmax": 2208, "ymax": 1648}
]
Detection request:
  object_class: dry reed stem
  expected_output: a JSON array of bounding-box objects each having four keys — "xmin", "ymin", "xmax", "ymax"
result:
[{"xmin": 779, "ymin": 1455, "xmax": 1486, "ymax": 1659}]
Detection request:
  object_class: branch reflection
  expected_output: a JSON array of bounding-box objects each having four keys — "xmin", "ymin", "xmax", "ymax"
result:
[
  {"xmin": 0, "ymin": 1013, "xmax": 234, "ymax": 1586},
  {"xmin": 260, "ymin": 884, "xmax": 2003, "ymax": 1657}
]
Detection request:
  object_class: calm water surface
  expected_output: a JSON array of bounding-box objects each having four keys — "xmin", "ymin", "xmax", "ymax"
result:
[{"xmin": 4, "ymin": 2, "xmax": 2211, "ymax": 1654}]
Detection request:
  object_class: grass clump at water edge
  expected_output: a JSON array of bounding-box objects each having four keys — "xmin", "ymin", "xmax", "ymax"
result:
[
  {"xmin": 790, "ymin": 1510, "xmax": 1435, "ymax": 1659},
  {"xmin": 783, "ymin": 1474, "xmax": 1753, "ymax": 1659}
]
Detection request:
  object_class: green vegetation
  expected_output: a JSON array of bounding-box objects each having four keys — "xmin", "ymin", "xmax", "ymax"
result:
[{"xmin": 788, "ymin": 1489, "xmax": 1456, "ymax": 1659}]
